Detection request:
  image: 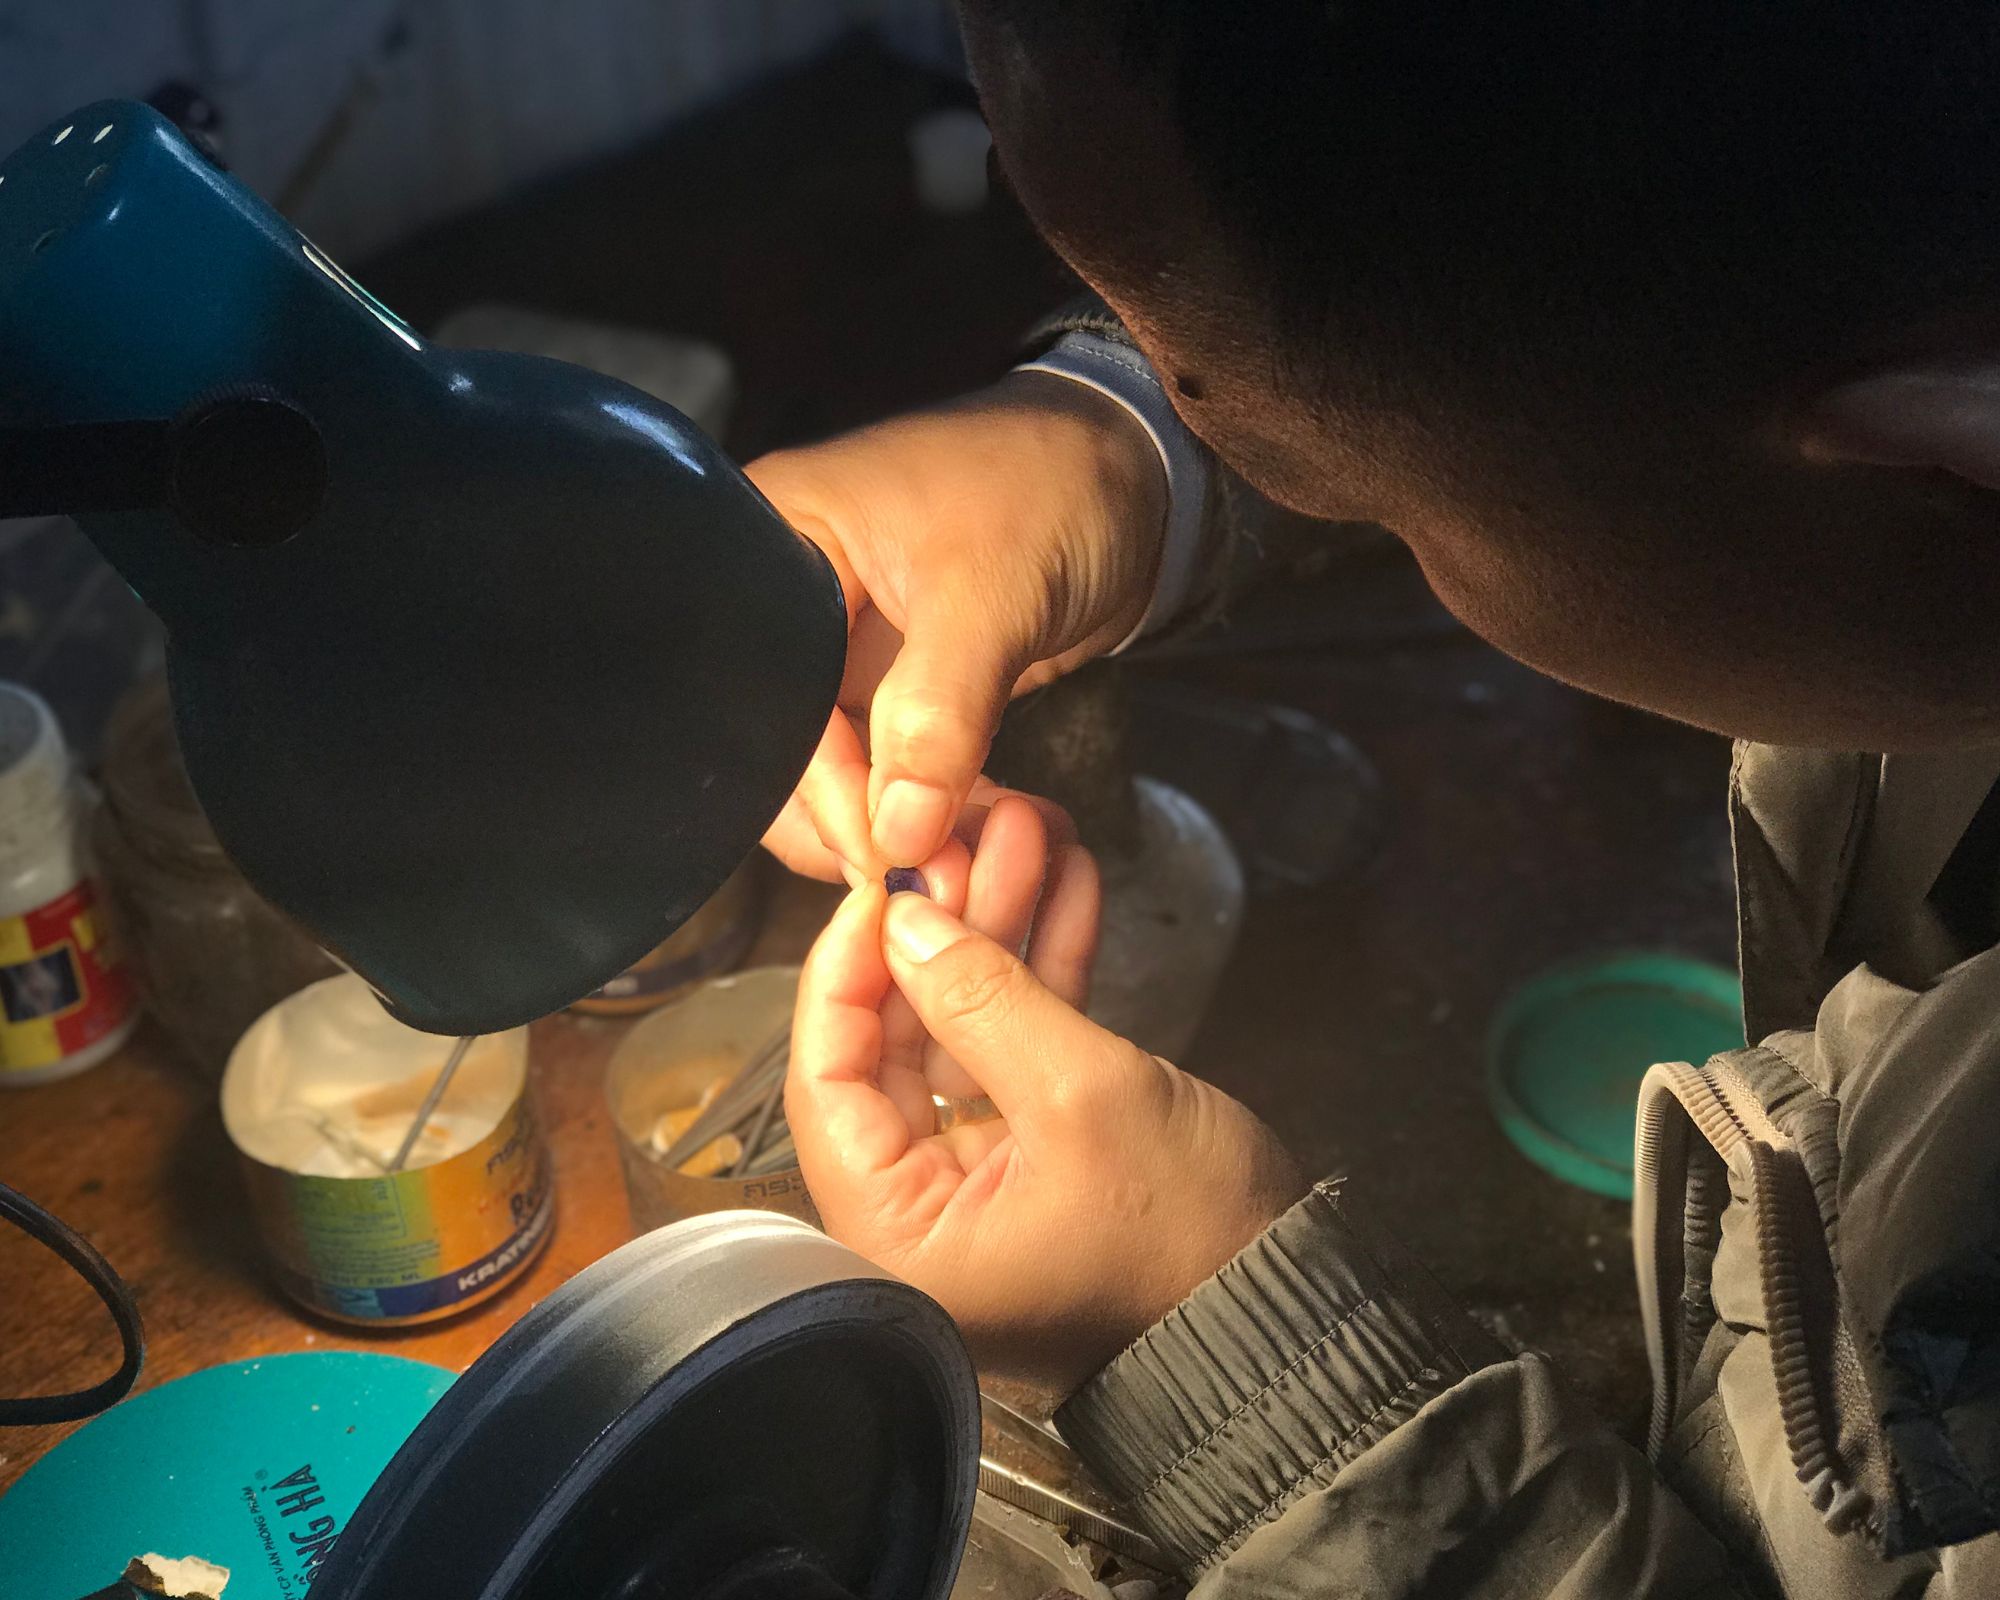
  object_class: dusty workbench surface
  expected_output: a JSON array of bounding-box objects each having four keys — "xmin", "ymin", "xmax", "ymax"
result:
[
  {"xmin": 1, "ymin": 1027, "xmax": 618, "ymax": 1492},
  {"xmin": 0, "ymin": 875, "xmax": 843, "ymax": 1494}
]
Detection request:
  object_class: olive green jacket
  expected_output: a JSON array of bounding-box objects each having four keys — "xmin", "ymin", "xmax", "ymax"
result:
[{"xmin": 1058, "ymin": 745, "xmax": 2000, "ymax": 1596}]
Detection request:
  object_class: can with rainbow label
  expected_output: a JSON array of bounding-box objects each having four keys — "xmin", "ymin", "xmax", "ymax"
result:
[{"xmin": 222, "ymin": 975, "xmax": 552, "ymax": 1326}]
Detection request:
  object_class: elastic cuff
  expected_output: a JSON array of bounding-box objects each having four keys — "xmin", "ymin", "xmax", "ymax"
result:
[
  {"xmin": 1021, "ymin": 292, "xmax": 1129, "ymax": 354},
  {"xmin": 1056, "ymin": 1178, "xmax": 1505, "ymax": 1576},
  {"xmin": 1015, "ymin": 330, "xmax": 1209, "ymax": 652}
]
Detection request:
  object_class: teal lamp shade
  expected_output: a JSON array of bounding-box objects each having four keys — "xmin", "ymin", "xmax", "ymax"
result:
[{"xmin": 0, "ymin": 103, "xmax": 845, "ymax": 1033}]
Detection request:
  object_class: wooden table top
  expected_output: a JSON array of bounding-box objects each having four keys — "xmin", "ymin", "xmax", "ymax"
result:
[{"xmin": 0, "ymin": 873, "xmax": 842, "ymax": 1495}]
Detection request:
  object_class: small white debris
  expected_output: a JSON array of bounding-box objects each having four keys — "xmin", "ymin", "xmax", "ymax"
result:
[{"xmin": 124, "ymin": 1552, "xmax": 231, "ymax": 1598}]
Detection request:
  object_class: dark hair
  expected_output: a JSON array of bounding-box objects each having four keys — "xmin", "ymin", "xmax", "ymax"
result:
[{"xmin": 986, "ymin": 4, "xmax": 2000, "ymax": 417}]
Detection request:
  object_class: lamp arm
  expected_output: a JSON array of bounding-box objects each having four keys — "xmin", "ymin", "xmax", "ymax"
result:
[
  {"xmin": 0, "ymin": 418, "xmax": 174, "ymax": 518},
  {"xmin": 0, "ymin": 393, "xmax": 324, "ymax": 545}
]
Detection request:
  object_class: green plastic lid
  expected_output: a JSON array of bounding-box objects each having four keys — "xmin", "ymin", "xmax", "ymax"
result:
[{"xmin": 1486, "ymin": 952, "xmax": 1743, "ymax": 1198}]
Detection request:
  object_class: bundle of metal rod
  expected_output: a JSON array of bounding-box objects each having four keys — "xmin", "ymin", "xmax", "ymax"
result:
[
  {"xmin": 388, "ymin": 1035, "xmax": 477, "ymax": 1174},
  {"xmin": 739, "ymin": 1131, "xmax": 797, "ymax": 1177},
  {"xmin": 655, "ymin": 1024, "xmax": 797, "ymax": 1175}
]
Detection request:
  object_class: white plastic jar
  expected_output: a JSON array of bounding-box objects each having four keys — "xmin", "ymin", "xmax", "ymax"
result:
[{"xmin": 0, "ymin": 683, "xmax": 135, "ymax": 1085}]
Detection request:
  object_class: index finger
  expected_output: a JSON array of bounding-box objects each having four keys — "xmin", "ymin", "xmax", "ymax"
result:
[
  {"xmin": 793, "ymin": 712, "xmax": 881, "ymax": 878},
  {"xmin": 787, "ymin": 884, "xmax": 915, "ymax": 1187}
]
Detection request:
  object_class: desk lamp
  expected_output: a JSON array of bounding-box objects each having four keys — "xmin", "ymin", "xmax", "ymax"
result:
[{"xmin": 0, "ymin": 102, "xmax": 845, "ymax": 1034}]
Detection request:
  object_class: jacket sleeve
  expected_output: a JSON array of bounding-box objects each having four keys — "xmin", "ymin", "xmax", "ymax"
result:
[{"xmin": 1056, "ymin": 1179, "xmax": 1756, "ymax": 1598}]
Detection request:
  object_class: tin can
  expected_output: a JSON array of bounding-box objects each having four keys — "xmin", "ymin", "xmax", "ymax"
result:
[
  {"xmin": 222, "ymin": 976, "xmax": 553, "ymax": 1326},
  {"xmin": 605, "ymin": 965, "xmax": 815, "ymax": 1232},
  {"xmin": 570, "ymin": 855, "xmax": 764, "ymax": 1016}
]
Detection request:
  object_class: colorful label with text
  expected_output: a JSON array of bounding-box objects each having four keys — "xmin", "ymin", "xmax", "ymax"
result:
[
  {"xmin": 0, "ymin": 879, "xmax": 132, "ymax": 1072},
  {"xmin": 242, "ymin": 1093, "xmax": 552, "ymax": 1325}
]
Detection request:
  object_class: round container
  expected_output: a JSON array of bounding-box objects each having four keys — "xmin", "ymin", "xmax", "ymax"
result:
[
  {"xmin": 0, "ymin": 682, "xmax": 135, "ymax": 1086},
  {"xmin": 92, "ymin": 676, "xmax": 337, "ymax": 1078},
  {"xmin": 908, "ymin": 106, "xmax": 992, "ymax": 213},
  {"xmin": 570, "ymin": 853, "xmax": 765, "ymax": 1016},
  {"xmin": 311, "ymin": 1213, "xmax": 975, "ymax": 1600},
  {"xmin": 223, "ymin": 975, "xmax": 552, "ymax": 1325},
  {"xmin": 1487, "ymin": 952, "xmax": 1744, "ymax": 1198},
  {"xmin": 0, "ymin": 1351, "xmax": 451, "ymax": 1600},
  {"xmin": 605, "ymin": 964, "xmax": 815, "ymax": 1231},
  {"xmin": 1088, "ymin": 776, "xmax": 1244, "ymax": 1063}
]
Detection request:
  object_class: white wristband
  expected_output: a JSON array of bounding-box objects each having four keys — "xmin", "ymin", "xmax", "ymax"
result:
[{"xmin": 1015, "ymin": 330, "xmax": 1211, "ymax": 652}]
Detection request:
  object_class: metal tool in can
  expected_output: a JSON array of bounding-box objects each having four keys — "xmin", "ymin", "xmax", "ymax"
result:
[{"xmin": 222, "ymin": 975, "xmax": 551, "ymax": 1326}]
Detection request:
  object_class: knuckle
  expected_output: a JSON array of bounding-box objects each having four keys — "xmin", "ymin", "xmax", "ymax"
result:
[
  {"xmin": 888, "ymin": 692, "xmax": 978, "ymax": 766},
  {"xmin": 929, "ymin": 947, "xmax": 1026, "ymax": 1032},
  {"xmin": 1042, "ymin": 1040, "xmax": 1141, "ymax": 1123},
  {"xmin": 1039, "ymin": 1064, "xmax": 1094, "ymax": 1120}
]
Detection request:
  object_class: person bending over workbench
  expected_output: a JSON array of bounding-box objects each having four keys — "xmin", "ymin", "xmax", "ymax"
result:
[{"xmin": 756, "ymin": 6, "xmax": 2000, "ymax": 1595}]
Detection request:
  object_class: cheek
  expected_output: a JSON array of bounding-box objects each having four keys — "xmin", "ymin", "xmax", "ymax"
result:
[
  {"xmin": 1410, "ymin": 520, "xmax": 1978, "ymax": 748},
  {"xmin": 1157, "ymin": 379, "xmax": 1389, "ymax": 521},
  {"xmin": 1184, "ymin": 415, "xmax": 1336, "ymax": 516}
]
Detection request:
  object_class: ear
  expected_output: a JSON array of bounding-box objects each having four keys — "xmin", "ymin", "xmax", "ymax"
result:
[{"xmin": 1795, "ymin": 357, "xmax": 2000, "ymax": 493}]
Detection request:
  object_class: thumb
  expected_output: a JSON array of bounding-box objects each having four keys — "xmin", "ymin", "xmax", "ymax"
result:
[
  {"xmin": 868, "ymin": 584, "xmax": 1034, "ymax": 865},
  {"xmin": 881, "ymin": 893, "xmax": 1133, "ymax": 1142}
]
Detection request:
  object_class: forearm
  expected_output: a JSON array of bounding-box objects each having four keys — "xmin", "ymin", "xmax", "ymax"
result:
[{"xmin": 1058, "ymin": 1180, "xmax": 1752, "ymax": 1596}]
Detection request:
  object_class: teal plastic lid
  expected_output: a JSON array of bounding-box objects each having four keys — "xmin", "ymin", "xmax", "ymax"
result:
[
  {"xmin": 1487, "ymin": 953, "xmax": 1743, "ymax": 1198},
  {"xmin": 0, "ymin": 1351, "xmax": 451, "ymax": 1599}
]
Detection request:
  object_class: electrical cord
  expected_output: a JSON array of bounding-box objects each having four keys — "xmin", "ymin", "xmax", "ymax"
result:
[{"xmin": 0, "ymin": 1180, "xmax": 144, "ymax": 1425}]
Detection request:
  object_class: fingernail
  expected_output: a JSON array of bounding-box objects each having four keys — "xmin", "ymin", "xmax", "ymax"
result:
[
  {"xmin": 873, "ymin": 779, "xmax": 952, "ymax": 863},
  {"xmin": 884, "ymin": 894, "xmax": 961, "ymax": 963},
  {"xmin": 883, "ymin": 866, "xmax": 929, "ymax": 898}
]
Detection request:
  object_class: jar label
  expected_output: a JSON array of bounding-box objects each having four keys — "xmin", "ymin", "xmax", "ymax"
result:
[
  {"xmin": 241, "ymin": 1093, "xmax": 554, "ymax": 1325},
  {"xmin": 0, "ymin": 880, "xmax": 133, "ymax": 1072}
]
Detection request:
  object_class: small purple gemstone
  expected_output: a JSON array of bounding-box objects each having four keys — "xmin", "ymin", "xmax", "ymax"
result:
[{"xmin": 883, "ymin": 866, "xmax": 928, "ymax": 898}]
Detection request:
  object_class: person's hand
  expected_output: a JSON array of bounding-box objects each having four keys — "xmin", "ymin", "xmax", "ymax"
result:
[
  {"xmin": 788, "ymin": 797, "xmax": 1305, "ymax": 1396},
  {"xmin": 749, "ymin": 372, "xmax": 1167, "ymax": 881}
]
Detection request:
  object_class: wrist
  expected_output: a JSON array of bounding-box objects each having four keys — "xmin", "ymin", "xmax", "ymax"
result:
[
  {"xmin": 1010, "ymin": 330, "xmax": 1210, "ymax": 650},
  {"xmin": 988, "ymin": 368, "xmax": 1167, "ymax": 645},
  {"xmin": 1056, "ymin": 1180, "xmax": 1506, "ymax": 1575},
  {"xmin": 1048, "ymin": 1142, "xmax": 1306, "ymax": 1401},
  {"xmin": 1125, "ymin": 1151, "xmax": 1307, "ymax": 1364}
]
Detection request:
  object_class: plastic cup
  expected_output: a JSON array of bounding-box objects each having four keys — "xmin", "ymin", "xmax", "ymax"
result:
[{"xmin": 908, "ymin": 108, "xmax": 991, "ymax": 214}]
